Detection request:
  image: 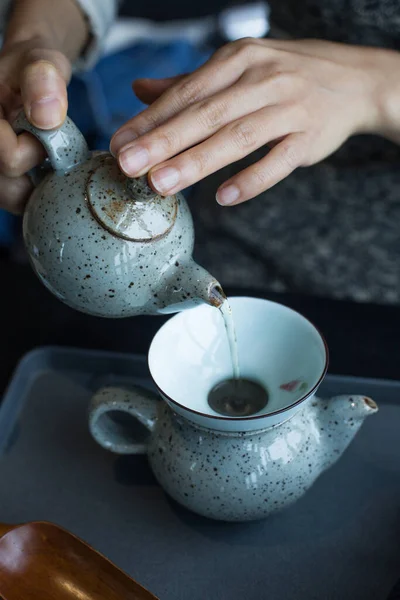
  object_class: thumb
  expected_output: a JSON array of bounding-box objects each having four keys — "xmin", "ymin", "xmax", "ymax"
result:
[
  {"xmin": 21, "ymin": 56, "xmax": 69, "ymax": 130},
  {"xmin": 133, "ymin": 75, "xmax": 185, "ymax": 105}
]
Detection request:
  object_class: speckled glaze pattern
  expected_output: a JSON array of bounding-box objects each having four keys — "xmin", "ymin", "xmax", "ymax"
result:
[
  {"xmin": 15, "ymin": 113, "xmax": 221, "ymax": 318},
  {"xmin": 86, "ymin": 159, "xmax": 179, "ymax": 242},
  {"xmin": 89, "ymin": 387, "xmax": 378, "ymax": 522},
  {"xmin": 13, "ymin": 112, "xmax": 90, "ymax": 175}
]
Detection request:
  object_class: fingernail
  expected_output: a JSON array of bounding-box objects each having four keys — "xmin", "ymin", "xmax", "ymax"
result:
[
  {"xmin": 150, "ymin": 167, "xmax": 180, "ymax": 194},
  {"xmin": 110, "ymin": 129, "xmax": 137, "ymax": 156},
  {"xmin": 25, "ymin": 62, "xmax": 64, "ymax": 129},
  {"xmin": 30, "ymin": 97, "xmax": 63, "ymax": 129},
  {"xmin": 119, "ymin": 145, "xmax": 149, "ymax": 175},
  {"xmin": 216, "ymin": 184, "xmax": 240, "ymax": 205}
]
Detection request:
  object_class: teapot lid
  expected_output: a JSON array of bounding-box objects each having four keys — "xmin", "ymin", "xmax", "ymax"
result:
[{"xmin": 86, "ymin": 156, "xmax": 178, "ymax": 241}]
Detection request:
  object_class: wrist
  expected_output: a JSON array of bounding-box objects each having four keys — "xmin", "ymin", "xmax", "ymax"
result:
[
  {"xmin": 4, "ymin": 0, "xmax": 89, "ymax": 62},
  {"xmin": 361, "ymin": 48, "xmax": 400, "ymax": 144}
]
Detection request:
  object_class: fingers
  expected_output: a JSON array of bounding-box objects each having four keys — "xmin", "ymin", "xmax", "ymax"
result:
[
  {"xmin": 21, "ymin": 55, "xmax": 69, "ymax": 129},
  {"xmin": 0, "ymin": 119, "xmax": 46, "ymax": 177},
  {"xmin": 116, "ymin": 75, "xmax": 280, "ymax": 179},
  {"xmin": 0, "ymin": 45, "xmax": 71, "ymax": 213},
  {"xmin": 0, "ymin": 49, "xmax": 67, "ymax": 177},
  {"xmin": 0, "ymin": 172, "xmax": 33, "ymax": 214},
  {"xmin": 216, "ymin": 132, "xmax": 306, "ymax": 205},
  {"xmin": 111, "ymin": 65, "xmax": 238, "ymax": 154},
  {"xmin": 0, "ymin": 49, "xmax": 67, "ymax": 189},
  {"xmin": 110, "ymin": 41, "xmax": 264, "ymax": 154},
  {"xmin": 133, "ymin": 75, "xmax": 185, "ymax": 105},
  {"xmin": 146, "ymin": 104, "xmax": 301, "ymax": 196}
]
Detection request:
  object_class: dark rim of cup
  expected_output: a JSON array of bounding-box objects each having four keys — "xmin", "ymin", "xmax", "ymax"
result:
[{"xmin": 148, "ymin": 299, "xmax": 329, "ymax": 422}]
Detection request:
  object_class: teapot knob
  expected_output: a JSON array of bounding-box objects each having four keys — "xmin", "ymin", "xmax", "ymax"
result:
[
  {"xmin": 86, "ymin": 156, "xmax": 178, "ymax": 242},
  {"xmin": 126, "ymin": 175, "xmax": 159, "ymax": 201}
]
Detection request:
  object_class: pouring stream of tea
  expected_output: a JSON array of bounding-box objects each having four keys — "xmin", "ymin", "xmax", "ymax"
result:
[
  {"xmin": 207, "ymin": 298, "xmax": 269, "ymax": 417},
  {"xmin": 219, "ymin": 299, "xmax": 240, "ymax": 379}
]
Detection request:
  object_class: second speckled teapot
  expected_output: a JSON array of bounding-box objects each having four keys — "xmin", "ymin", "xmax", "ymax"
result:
[
  {"xmin": 88, "ymin": 298, "xmax": 379, "ymax": 522},
  {"xmin": 14, "ymin": 113, "xmax": 224, "ymax": 317}
]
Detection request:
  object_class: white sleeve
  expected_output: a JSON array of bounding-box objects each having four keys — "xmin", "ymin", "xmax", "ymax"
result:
[
  {"xmin": 0, "ymin": 0, "xmax": 121, "ymax": 71},
  {"xmin": 73, "ymin": 0, "xmax": 120, "ymax": 71}
]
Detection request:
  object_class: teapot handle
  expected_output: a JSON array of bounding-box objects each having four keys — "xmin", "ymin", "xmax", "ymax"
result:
[
  {"xmin": 88, "ymin": 386, "xmax": 158, "ymax": 455},
  {"xmin": 13, "ymin": 111, "xmax": 90, "ymax": 180}
]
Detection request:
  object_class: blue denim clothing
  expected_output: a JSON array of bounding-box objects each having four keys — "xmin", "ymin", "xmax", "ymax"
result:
[
  {"xmin": 68, "ymin": 40, "xmax": 211, "ymax": 149},
  {"xmin": 0, "ymin": 40, "xmax": 211, "ymax": 246}
]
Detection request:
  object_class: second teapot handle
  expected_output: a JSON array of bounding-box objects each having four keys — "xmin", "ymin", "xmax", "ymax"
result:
[
  {"xmin": 13, "ymin": 111, "xmax": 90, "ymax": 178},
  {"xmin": 88, "ymin": 386, "xmax": 159, "ymax": 455}
]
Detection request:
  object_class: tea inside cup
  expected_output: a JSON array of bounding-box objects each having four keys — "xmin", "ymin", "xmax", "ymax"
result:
[{"xmin": 148, "ymin": 297, "xmax": 328, "ymax": 432}]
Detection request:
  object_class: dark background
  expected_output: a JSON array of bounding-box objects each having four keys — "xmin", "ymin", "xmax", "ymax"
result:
[{"xmin": 120, "ymin": 0, "xmax": 230, "ymax": 21}]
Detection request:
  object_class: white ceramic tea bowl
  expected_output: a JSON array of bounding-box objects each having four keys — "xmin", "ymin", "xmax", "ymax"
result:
[{"xmin": 148, "ymin": 296, "xmax": 328, "ymax": 432}]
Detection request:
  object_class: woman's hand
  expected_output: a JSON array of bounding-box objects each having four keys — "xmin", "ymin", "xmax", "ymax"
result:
[
  {"xmin": 111, "ymin": 38, "xmax": 400, "ymax": 206},
  {"xmin": 0, "ymin": 39, "xmax": 71, "ymax": 213},
  {"xmin": 0, "ymin": 0, "xmax": 88, "ymax": 214}
]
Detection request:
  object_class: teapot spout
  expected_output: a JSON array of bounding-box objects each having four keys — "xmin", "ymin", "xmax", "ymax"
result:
[
  {"xmin": 321, "ymin": 394, "xmax": 378, "ymax": 422},
  {"xmin": 316, "ymin": 394, "xmax": 378, "ymax": 470},
  {"xmin": 155, "ymin": 259, "xmax": 225, "ymax": 314}
]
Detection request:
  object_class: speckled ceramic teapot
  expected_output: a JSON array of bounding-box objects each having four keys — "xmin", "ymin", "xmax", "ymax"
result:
[
  {"xmin": 88, "ymin": 298, "xmax": 378, "ymax": 522},
  {"xmin": 13, "ymin": 113, "xmax": 223, "ymax": 317}
]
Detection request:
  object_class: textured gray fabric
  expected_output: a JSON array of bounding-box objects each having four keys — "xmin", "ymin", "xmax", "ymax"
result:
[{"xmin": 191, "ymin": 141, "xmax": 400, "ymax": 303}]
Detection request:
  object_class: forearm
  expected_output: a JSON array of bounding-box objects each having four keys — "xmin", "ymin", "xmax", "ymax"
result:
[
  {"xmin": 342, "ymin": 45, "xmax": 400, "ymax": 145},
  {"xmin": 373, "ymin": 48, "xmax": 400, "ymax": 145},
  {"xmin": 3, "ymin": 0, "xmax": 89, "ymax": 61}
]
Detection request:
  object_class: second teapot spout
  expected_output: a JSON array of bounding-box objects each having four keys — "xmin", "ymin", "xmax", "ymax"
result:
[
  {"xmin": 155, "ymin": 259, "xmax": 225, "ymax": 314},
  {"xmin": 315, "ymin": 394, "xmax": 378, "ymax": 471}
]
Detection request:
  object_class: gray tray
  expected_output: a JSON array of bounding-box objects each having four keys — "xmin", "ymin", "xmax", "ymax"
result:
[{"xmin": 1, "ymin": 346, "xmax": 400, "ymax": 600}]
